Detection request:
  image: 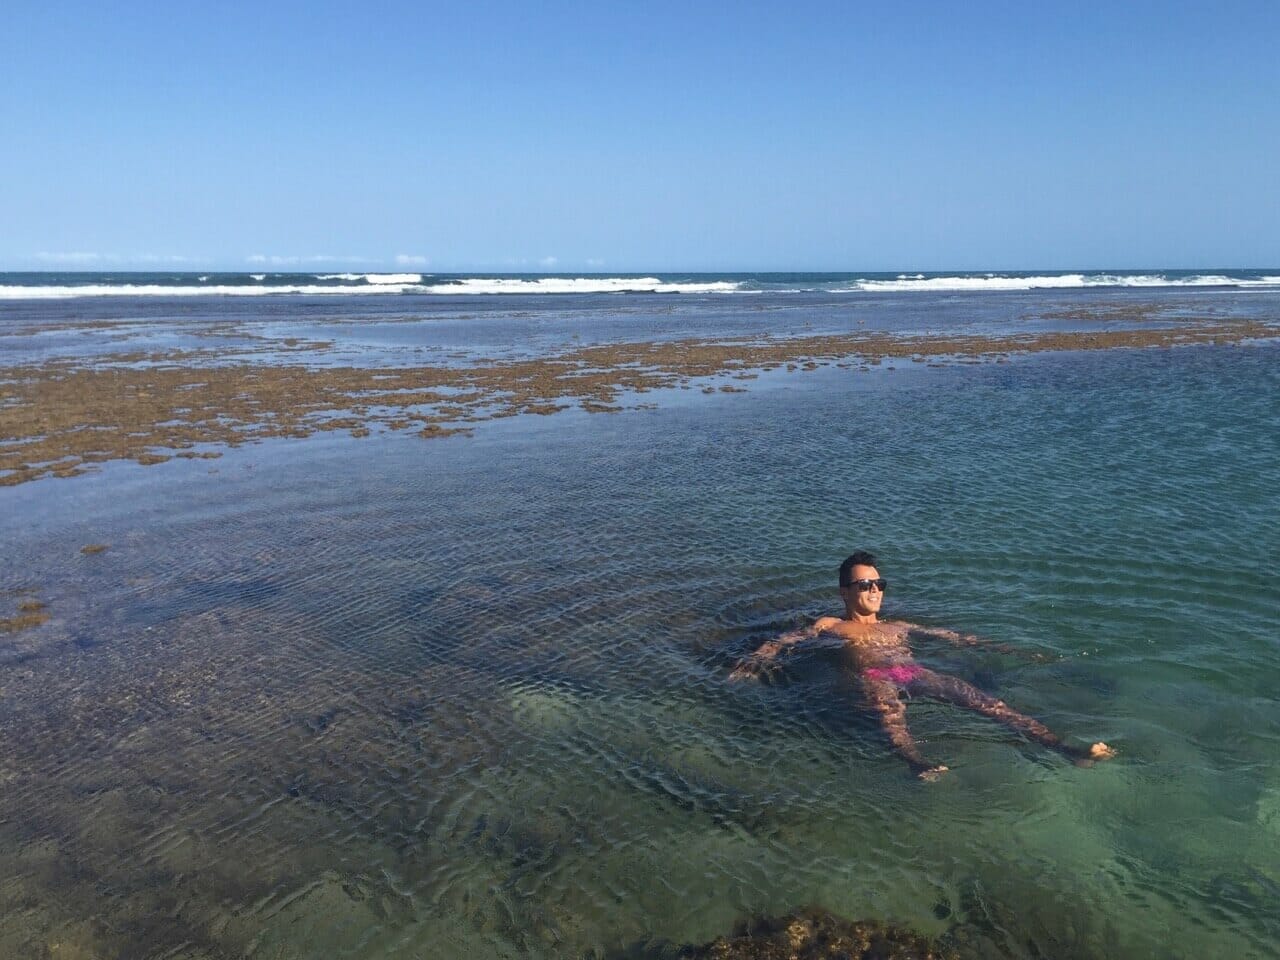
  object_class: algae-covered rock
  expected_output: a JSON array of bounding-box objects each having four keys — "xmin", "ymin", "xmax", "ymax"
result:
[
  {"xmin": 681, "ymin": 907, "xmax": 955, "ymax": 960},
  {"xmin": 0, "ymin": 596, "xmax": 49, "ymax": 633}
]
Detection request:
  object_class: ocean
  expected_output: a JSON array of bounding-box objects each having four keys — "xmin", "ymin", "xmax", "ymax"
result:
[
  {"xmin": 1, "ymin": 272, "xmax": 1278, "ymax": 958},
  {"xmin": 3, "ymin": 268, "xmax": 1280, "ymax": 300}
]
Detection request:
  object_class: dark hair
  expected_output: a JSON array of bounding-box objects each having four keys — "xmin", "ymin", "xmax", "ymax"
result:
[{"xmin": 839, "ymin": 551, "xmax": 878, "ymax": 587}]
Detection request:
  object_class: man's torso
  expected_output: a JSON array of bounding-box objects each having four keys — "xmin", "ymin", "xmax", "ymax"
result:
[{"xmin": 814, "ymin": 618, "xmax": 916, "ymax": 668}]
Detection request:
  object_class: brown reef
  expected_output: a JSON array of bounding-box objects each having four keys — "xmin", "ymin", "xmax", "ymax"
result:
[
  {"xmin": 2, "ymin": 320, "xmax": 1274, "ymax": 486},
  {"xmin": 0, "ymin": 598, "xmax": 49, "ymax": 634},
  {"xmin": 681, "ymin": 907, "xmax": 955, "ymax": 960}
]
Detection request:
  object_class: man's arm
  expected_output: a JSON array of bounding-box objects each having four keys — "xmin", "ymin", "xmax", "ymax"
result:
[
  {"xmin": 729, "ymin": 616, "xmax": 842, "ymax": 680},
  {"xmin": 904, "ymin": 623, "xmax": 1054, "ymax": 662}
]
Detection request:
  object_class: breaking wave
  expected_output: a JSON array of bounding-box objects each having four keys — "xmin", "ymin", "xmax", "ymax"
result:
[
  {"xmin": 418, "ymin": 277, "xmax": 740, "ymax": 295},
  {"xmin": 839, "ymin": 273, "xmax": 1280, "ymax": 293},
  {"xmin": 0, "ymin": 276, "xmax": 743, "ymax": 298},
  {"xmin": 2, "ymin": 271, "xmax": 1278, "ymax": 299},
  {"xmin": 0, "ymin": 283, "xmax": 424, "ymax": 299},
  {"xmin": 315, "ymin": 273, "xmax": 423, "ymax": 284}
]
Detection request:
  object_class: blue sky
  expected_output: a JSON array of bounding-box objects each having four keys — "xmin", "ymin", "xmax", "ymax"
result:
[{"xmin": 3, "ymin": 1, "xmax": 1277, "ymax": 271}]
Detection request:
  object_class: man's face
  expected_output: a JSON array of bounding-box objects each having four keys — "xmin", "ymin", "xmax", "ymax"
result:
[{"xmin": 842, "ymin": 564, "xmax": 884, "ymax": 616}]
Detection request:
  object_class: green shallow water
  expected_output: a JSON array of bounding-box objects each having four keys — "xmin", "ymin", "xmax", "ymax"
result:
[{"xmin": 1, "ymin": 343, "xmax": 1278, "ymax": 959}]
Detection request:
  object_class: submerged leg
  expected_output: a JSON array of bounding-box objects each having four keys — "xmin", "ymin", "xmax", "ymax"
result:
[
  {"xmin": 911, "ymin": 668, "xmax": 1111, "ymax": 763},
  {"xmin": 859, "ymin": 676, "xmax": 948, "ymax": 780}
]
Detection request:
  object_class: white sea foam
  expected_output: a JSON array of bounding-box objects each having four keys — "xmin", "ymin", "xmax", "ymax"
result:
[
  {"xmin": 838, "ymin": 273, "xmax": 1280, "ymax": 293},
  {"xmin": 2, "ymin": 273, "xmax": 1276, "ymax": 299},
  {"xmin": 0, "ymin": 283, "xmax": 423, "ymax": 299},
  {"xmin": 315, "ymin": 272, "xmax": 423, "ymax": 284},
  {"xmin": 419, "ymin": 277, "xmax": 741, "ymax": 295},
  {"xmin": 0, "ymin": 276, "xmax": 738, "ymax": 298},
  {"xmin": 844, "ymin": 274, "xmax": 1092, "ymax": 292},
  {"xmin": 368, "ymin": 273, "xmax": 423, "ymax": 284}
]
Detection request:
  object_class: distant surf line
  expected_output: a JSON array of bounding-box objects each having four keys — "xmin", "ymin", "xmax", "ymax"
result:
[{"xmin": 2, "ymin": 271, "xmax": 1279, "ymax": 298}]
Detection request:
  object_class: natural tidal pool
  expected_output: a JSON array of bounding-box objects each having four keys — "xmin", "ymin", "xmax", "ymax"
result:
[{"xmin": 2, "ymin": 337, "xmax": 1278, "ymax": 958}]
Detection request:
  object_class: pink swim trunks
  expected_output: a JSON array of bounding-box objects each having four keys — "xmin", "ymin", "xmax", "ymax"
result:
[{"xmin": 863, "ymin": 664, "xmax": 926, "ymax": 685}]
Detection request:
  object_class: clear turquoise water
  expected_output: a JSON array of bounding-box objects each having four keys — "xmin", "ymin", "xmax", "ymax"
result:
[{"xmin": 1, "ymin": 306, "xmax": 1277, "ymax": 957}]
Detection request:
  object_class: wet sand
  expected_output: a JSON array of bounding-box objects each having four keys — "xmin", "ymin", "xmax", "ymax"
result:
[{"xmin": 3, "ymin": 319, "xmax": 1274, "ymax": 486}]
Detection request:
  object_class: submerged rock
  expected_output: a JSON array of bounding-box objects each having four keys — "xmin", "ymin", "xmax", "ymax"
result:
[
  {"xmin": 681, "ymin": 907, "xmax": 955, "ymax": 960},
  {"xmin": 0, "ymin": 597, "xmax": 49, "ymax": 634}
]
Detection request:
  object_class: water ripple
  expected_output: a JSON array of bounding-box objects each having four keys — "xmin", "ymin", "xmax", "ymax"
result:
[{"xmin": 1, "ymin": 342, "xmax": 1277, "ymax": 958}]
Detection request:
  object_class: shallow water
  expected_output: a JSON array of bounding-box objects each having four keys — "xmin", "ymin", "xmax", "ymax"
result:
[
  {"xmin": 2, "ymin": 283, "xmax": 1274, "ymax": 368},
  {"xmin": 2, "ymin": 305, "xmax": 1279, "ymax": 957}
]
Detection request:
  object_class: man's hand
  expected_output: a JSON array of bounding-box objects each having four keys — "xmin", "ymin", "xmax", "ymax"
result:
[
  {"xmin": 728, "ymin": 617, "xmax": 844, "ymax": 682},
  {"xmin": 728, "ymin": 623, "xmax": 821, "ymax": 681},
  {"xmin": 729, "ymin": 657, "xmax": 774, "ymax": 682},
  {"xmin": 729, "ymin": 641, "xmax": 787, "ymax": 681}
]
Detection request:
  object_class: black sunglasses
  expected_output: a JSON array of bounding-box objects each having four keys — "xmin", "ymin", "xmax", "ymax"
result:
[{"xmin": 843, "ymin": 578, "xmax": 887, "ymax": 592}]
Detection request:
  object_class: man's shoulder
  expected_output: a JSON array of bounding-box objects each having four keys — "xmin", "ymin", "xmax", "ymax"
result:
[{"xmin": 813, "ymin": 615, "xmax": 845, "ymax": 631}]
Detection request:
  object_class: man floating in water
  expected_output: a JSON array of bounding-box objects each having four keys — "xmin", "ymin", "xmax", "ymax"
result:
[{"xmin": 731, "ymin": 551, "xmax": 1115, "ymax": 780}]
